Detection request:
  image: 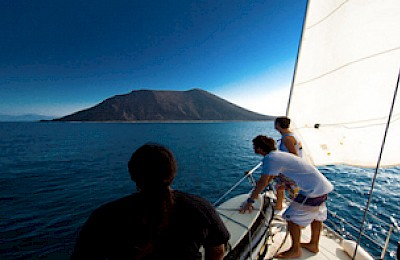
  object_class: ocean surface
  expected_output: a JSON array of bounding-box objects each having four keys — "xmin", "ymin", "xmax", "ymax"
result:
[{"xmin": 0, "ymin": 121, "xmax": 399, "ymax": 259}]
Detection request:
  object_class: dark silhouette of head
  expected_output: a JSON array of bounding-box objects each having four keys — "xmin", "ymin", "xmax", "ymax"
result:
[
  {"xmin": 128, "ymin": 143, "xmax": 176, "ymax": 193},
  {"xmin": 252, "ymin": 135, "xmax": 276, "ymax": 154},
  {"xmin": 275, "ymin": 116, "xmax": 291, "ymax": 129},
  {"xmin": 127, "ymin": 143, "xmax": 177, "ymax": 258}
]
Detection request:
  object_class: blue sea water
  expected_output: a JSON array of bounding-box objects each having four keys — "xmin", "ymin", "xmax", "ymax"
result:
[{"xmin": 0, "ymin": 122, "xmax": 399, "ymax": 259}]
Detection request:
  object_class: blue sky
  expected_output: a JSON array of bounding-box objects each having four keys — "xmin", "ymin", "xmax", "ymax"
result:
[{"xmin": 0, "ymin": 0, "xmax": 307, "ymax": 117}]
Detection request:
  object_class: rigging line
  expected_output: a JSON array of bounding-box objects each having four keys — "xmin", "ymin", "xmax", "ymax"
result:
[
  {"xmin": 295, "ymin": 46, "xmax": 400, "ymax": 87},
  {"xmin": 309, "ymin": 113, "xmax": 400, "ymax": 128},
  {"xmin": 294, "ymin": 118, "xmax": 399, "ymax": 131},
  {"xmin": 328, "ymin": 209, "xmax": 385, "ymax": 246},
  {"xmin": 327, "ymin": 213, "xmax": 386, "ymax": 253},
  {"xmin": 328, "ymin": 211, "xmax": 392, "ymax": 257},
  {"xmin": 218, "ymin": 212, "xmax": 249, "ymax": 230},
  {"xmin": 306, "ymin": 0, "xmax": 348, "ymax": 30},
  {"xmin": 325, "ymin": 219, "xmax": 342, "ymax": 233},
  {"xmin": 354, "ymin": 67, "xmax": 400, "ymax": 260},
  {"xmin": 290, "ymin": 113, "xmax": 400, "ymax": 131},
  {"xmin": 330, "ymin": 191, "xmax": 396, "ymax": 226}
]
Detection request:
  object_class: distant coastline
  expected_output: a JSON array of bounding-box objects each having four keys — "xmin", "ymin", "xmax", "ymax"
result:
[
  {"xmin": 40, "ymin": 119, "xmax": 275, "ymax": 123},
  {"xmin": 0, "ymin": 114, "xmax": 54, "ymax": 122}
]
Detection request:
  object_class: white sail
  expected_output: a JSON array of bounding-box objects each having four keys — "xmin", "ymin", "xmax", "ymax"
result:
[{"xmin": 288, "ymin": 0, "xmax": 400, "ymax": 167}]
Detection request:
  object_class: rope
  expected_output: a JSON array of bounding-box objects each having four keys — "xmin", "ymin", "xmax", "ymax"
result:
[
  {"xmin": 266, "ymin": 227, "xmax": 289, "ymax": 260},
  {"xmin": 247, "ymin": 230, "xmax": 253, "ymax": 259},
  {"xmin": 217, "ymin": 212, "xmax": 249, "ymax": 230}
]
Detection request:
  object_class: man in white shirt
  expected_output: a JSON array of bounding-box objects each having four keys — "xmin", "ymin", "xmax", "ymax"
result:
[{"xmin": 240, "ymin": 135, "xmax": 334, "ymax": 259}]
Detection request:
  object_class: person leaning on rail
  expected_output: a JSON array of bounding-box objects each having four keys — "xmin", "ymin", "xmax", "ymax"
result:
[
  {"xmin": 72, "ymin": 143, "xmax": 230, "ymax": 259},
  {"xmin": 240, "ymin": 135, "xmax": 333, "ymax": 259}
]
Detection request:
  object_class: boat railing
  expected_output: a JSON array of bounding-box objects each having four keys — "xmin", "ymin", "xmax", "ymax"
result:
[
  {"xmin": 213, "ymin": 162, "xmax": 273, "ymax": 260},
  {"xmin": 326, "ymin": 190, "xmax": 399, "ymax": 259},
  {"xmin": 213, "ymin": 162, "xmax": 399, "ymax": 259},
  {"xmin": 213, "ymin": 162, "xmax": 262, "ymax": 207}
]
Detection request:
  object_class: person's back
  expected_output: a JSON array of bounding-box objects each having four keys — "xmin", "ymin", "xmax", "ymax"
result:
[
  {"xmin": 262, "ymin": 151, "xmax": 333, "ymax": 197},
  {"xmin": 275, "ymin": 117, "xmax": 302, "ymax": 156},
  {"xmin": 279, "ymin": 133, "xmax": 302, "ymax": 157},
  {"xmin": 73, "ymin": 191, "xmax": 228, "ymax": 259},
  {"xmin": 72, "ymin": 144, "xmax": 229, "ymax": 259}
]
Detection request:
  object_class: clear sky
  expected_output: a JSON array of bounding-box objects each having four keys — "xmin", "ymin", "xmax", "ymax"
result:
[{"xmin": 0, "ymin": 0, "xmax": 307, "ymax": 117}]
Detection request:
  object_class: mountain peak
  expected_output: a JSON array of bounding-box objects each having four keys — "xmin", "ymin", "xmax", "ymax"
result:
[{"xmin": 55, "ymin": 89, "xmax": 273, "ymax": 122}]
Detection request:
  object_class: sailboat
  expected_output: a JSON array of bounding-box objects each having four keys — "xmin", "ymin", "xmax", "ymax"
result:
[{"xmin": 214, "ymin": 0, "xmax": 400, "ymax": 259}]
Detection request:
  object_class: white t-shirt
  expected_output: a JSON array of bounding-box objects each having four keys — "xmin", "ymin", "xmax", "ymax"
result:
[{"xmin": 262, "ymin": 151, "xmax": 334, "ymax": 197}]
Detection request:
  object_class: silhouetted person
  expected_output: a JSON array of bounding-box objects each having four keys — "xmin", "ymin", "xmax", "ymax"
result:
[{"xmin": 72, "ymin": 143, "xmax": 229, "ymax": 259}]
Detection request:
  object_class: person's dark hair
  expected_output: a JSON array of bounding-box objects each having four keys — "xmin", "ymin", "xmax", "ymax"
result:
[
  {"xmin": 252, "ymin": 135, "xmax": 276, "ymax": 154},
  {"xmin": 275, "ymin": 116, "xmax": 291, "ymax": 129},
  {"xmin": 128, "ymin": 143, "xmax": 176, "ymax": 191},
  {"xmin": 128, "ymin": 143, "xmax": 176, "ymax": 257}
]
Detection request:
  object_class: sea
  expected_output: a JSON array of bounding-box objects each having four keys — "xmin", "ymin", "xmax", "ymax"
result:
[{"xmin": 0, "ymin": 121, "xmax": 399, "ymax": 259}]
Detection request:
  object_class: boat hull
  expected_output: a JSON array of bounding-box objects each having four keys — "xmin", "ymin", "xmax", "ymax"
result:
[{"xmin": 216, "ymin": 193, "xmax": 274, "ymax": 259}]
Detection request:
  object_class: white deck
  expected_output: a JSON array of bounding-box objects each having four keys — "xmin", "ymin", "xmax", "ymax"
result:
[
  {"xmin": 217, "ymin": 193, "xmax": 262, "ymax": 250},
  {"xmin": 265, "ymin": 204, "xmax": 354, "ymax": 260},
  {"xmin": 215, "ymin": 191, "xmax": 372, "ymax": 260}
]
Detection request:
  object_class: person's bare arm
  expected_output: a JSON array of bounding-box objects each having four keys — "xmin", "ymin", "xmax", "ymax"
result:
[
  {"xmin": 240, "ymin": 174, "xmax": 273, "ymax": 213},
  {"xmin": 250, "ymin": 174, "xmax": 273, "ymax": 200},
  {"xmin": 283, "ymin": 136, "xmax": 298, "ymax": 156},
  {"xmin": 205, "ymin": 244, "xmax": 225, "ymax": 260}
]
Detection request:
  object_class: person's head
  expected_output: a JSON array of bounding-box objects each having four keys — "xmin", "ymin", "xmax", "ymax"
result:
[
  {"xmin": 252, "ymin": 135, "xmax": 276, "ymax": 155},
  {"xmin": 127, "ymin": 143, "xmax": 177, "ymax": 257},
  {"xmin": 128, "ymin": 143, "xmax": 176, "ymax": 193},
  {"xmin": 275, "ymin": 116, "xmax": 291, "ymax": 130}
]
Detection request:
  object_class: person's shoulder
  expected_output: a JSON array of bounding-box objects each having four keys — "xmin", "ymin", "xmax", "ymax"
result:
[
  {"xmin": 174, "ymin": 190, "xmax": 211, "ymax": 206},
  {"xmin": 268, "ymin": 150, "xmax": 299, "ymax": 162},
  {"xmin": 268, "ymin": 150, "xmax": 286, "ymax": 158},
  {"xmin": 173, "ymin": 191, "xmax": 221, "ymax": 225},
  {"xmin": 282, "ymin": 133, "xmax": 292, "ymax": 138},
  {"xmin": 285, "ymin": 134, "xmax": 297, "ymax": 142},
  {"xmin": 174, "ymin": 190, "xmax": 216, "ymax": 215},
  {"xmin": 274, "ymin": 150, "xmax": 297, "ymax": 157},
  {"xmin": 92, "ymin": 193, "xmax": 139, "ymax": 217}
]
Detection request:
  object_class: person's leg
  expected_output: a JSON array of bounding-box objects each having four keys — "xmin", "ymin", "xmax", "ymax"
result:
[
  {"xmin": 275, "ymin": 187, "xmax": 285, "ymax": 210},
  {"xmin": 276, "ymin": 221, "xmax": 302, "ymax": 258},
  {"xmin": 301, "ymin": 220, "xmax": 322, "ymax": 253}
]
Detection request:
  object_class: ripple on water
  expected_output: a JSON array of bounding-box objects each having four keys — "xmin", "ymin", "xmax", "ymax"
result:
[{"xmin": 1, "ymin": 122, "xmax": 399, "ymax": 259}]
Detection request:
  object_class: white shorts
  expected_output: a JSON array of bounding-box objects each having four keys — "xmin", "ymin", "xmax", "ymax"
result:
[{"xmin": 282, "ymin": 201, "xmax": 328, "ymax": 227}]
